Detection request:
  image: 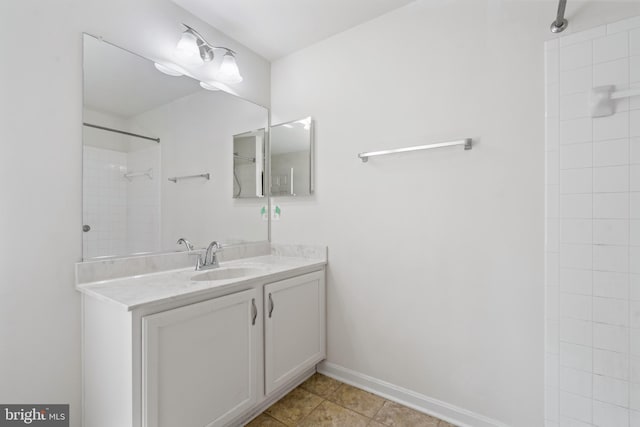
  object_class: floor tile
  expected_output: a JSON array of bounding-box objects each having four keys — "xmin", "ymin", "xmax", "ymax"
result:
[
  {"xmin": 244, "ymin": 413, "xmax": 287, "ymax": 427},
  {"xmin": 373, "ymin": 401, "xmax": 440, "ymax": 426},
  {"xmin": 299, "ymin": 373, "xmax": 342, "ymax": 398},
  {"xmin": 297, "ymin": 400, "xmax": 369, "ymax": 427},
  {"xmin": 438, "ymin": 420, "xmax": 457, "ymax": 427},
  {"xmin": 368, "ymin": 421, "xmax": 388, "ymax": 427},
  {"xmin": 327, "ymin": 383, "xmax": 386, "ymax": 418},
  {"xmin": 265, "ymin": 387, "xmax": 323, "ymax": 426}
]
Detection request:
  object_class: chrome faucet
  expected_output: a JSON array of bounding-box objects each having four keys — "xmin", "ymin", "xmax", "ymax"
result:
[
  {"xmin": 196, "ymin": 241, "xmax": 223, "ymax": 270},
  {"xmin": 177, "ymin": 237, "xmax": 194, "ymax": 251}
]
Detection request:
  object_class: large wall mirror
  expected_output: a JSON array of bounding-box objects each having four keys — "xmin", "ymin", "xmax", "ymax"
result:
[
  {"xmin": 82, "ymin": 34, "xmax": 268, "ymax": 260},
  {"xmin": 270, "ymin": 117, "xmax": 314, "ymax": 197}
]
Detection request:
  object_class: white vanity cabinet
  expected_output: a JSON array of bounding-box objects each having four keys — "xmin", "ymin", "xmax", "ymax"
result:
[
  {"xmin": 142, "ymin": 288, "xmax": 260, "ymax": 427},
  {"xmin": 81, "ymin": 266, "xmax": 325, "ymax": 427},
  {"xmin": 264, "ymin": 271, "xmax": 326, "ymax": 394}
]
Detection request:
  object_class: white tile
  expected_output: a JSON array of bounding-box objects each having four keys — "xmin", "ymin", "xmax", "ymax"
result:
[
  {"xmin": 594, "ymin": 271, "xmax": 629, "ymax": 300},
  {"xmin": 561, "ymin": 367, "xmax": 593, "ymax": 396},
  {"xmin": 631, "ymin": 165, "xmax": 640, "ymax": 191},
  {"xmin": 561, "ymin": 318, "xmax": 593, "ymax": 347},
  {"xmin": 632, "ymin": 56, "xmax": 640, "ymax": 84},
  {"xmin": 632, "ymin": 329, "xmax": 640, "ymax": 355},
  {"xmin": 632, "ymin": 275, "xmax": 640, "ymax": 301},
  {"xmin": 559, "ymin": 391, "xmax": 592, "ymax": 422},
  {"xmin": 594, "ymin": 58, "xmax": 629, "ymax": 87},
  {"xmin": 593, "ymin": 374, "xmax": 629, "ymax": 406},
  {"xmin": 561, "ymin": 26, "xmax": 606, "ymax": 47},
  {"xmin": 595, "ymin": 349, "xmax": 630, "ymax": 380},
  {"xmin": 561, "ymin": 92, "xmax": 590, "ymax": 120},
  {"xmin": 633, "ymin": 301, "xmax": 640, "ymax": 329},
  {"xmin": 548, "ymin": 319, "xmax": 560, "ymax": 354},
  {"xmin": 547, "ymin": 386, "xmax": 560, "ymax": 421},
  {"xmin": 594, "ymin": 193, "xmax": 629, "ymax": 219},
  {"xmin": 632, "ymin": 84, "xmax": 640, "ymax": 111},
  {"xmin": 547, "ymin": 47, "xmax": 560, "ymax": 85},
  {"xmin": 548, "ymin": 185, "xmax": 560, "ymax": 218},
  {"xmin": 560, "ymin": 41, "xmax": 593, "ymax": 70},
  {"xmin": 561, "ymin": 118, "xmax": 593, "ymax": 144},
  {"xmin": 561, "ymin": 342, "xmax": 593, "ymax": 372},
  {"xmin": 561, "ymin": 293, "xmax": 592, "ymax": 321},
  {"xmin": 547, "ymin": 83, "xmax": 560, "ymax": 117},
  {"xmin": 558, "ymin": 417, "xmax": 590, "ymax": 427},
  {"xmin": 594, "ymin": 166, "xmax": 630, "ymax": 193},
  {"xmin": 561, "ymin": 244, "xmax": 593, "ymax": 270},
  {"xmin": 631, "ymin": 220, "xmax": 640, "ymax": 246},
  {"xmin": 609, "ymin": 16, "xmax": 640, "ymax": 35},
  {"xmin": 561, "ymin": 194, "xmax": 592, "ymax": 219},
  {"xmin": 561, "ymin": 219, "xmax": 592, "ymax": 244},
  {"xmin": 632, "ymin": 356, "xmax": 640, "ymax": 383},
  {"xmin": 593, "ymin": 112, "xmax": 630, "ymax": 142},
  {"xmin": 561, "ymin": 268, "xmax": 592, "ymax": 295},
  {"xmin": 594, "ymin": 296, "xmax": 629, "ymax": 327},
  {"xmin": 594, "ymin": 323, "xmax": 628, "ymax": 353},
  {"xmin": 594, "ymin": 33, "xmax": 629, "ymax": 64},
  {"xmin": 632, "ymin": 140, "xmax": 640, "ymax": 165},
  {"xmin": 594, "ymin": 139, "xmax": 630, "ymax": 167},
  {"xmin": 560, "ymin": 67, "xmax": 592, "ymax": 95},
  {"xmin": 633, "ymin": 247, "xmax": 640, "ymax": 274},
  {"xmin": 632, "ymin": 111, "xmax": 640, "ymax": 137},
  {"xmin": 560, "ymin": 168, "xmax": 593, "ymax": 194},
  {"xmin": 560, "ymin": 143, "xmax": 592, "ymax": 170},
  {"xmin": 593, "ymin": 399, "xmax": 629, "ymax": 427},
  {"xmin": 547, "ymin": 151, "xmax": 559, "ymax": 185},
  {"xmin": 594, "ymin": 219, "xmax": 630, "ymax": 245},
  {"xmin": 594, "ymin": 245, "xmax": 629, "ymax": 273},
  {"xmin": 633, "ymin": 29, "xmax": 640, "ymax": 55},
  {"xmin": 632, "ymin": 194, "xmax": 640, "ymax": 219},
  {"xmin": 632, "ymin": 383, "xmax": 640, "ymax": 411}
]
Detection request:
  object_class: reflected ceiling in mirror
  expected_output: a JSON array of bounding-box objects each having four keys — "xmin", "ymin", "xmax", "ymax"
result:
[{"xmin": 82, "ymin": 34, "xmax": 268, "ymax": 260}]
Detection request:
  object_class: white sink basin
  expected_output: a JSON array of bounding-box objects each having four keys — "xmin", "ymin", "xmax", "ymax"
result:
[{"xmin": 191, "ymin": 267, "xmax": 264, "ymax": 282}]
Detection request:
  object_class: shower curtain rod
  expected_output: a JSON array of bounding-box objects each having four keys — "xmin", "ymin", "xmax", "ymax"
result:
[
  {"xmin": 83, "ymin": 123, "xmax": 160, "ymax": 143},
  {"xmin": 550, "ymin": 0, "xmax": 568, "ymax": 33}
]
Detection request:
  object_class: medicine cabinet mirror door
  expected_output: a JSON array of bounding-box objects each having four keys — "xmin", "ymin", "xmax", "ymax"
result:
[{"xmin": 269, "ymin": 117, "xmax": 314, "ymax": 197}]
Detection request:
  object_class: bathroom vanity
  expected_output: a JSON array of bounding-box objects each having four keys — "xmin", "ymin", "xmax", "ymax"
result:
[{"xmin": 76, "ymin": 244, "xmax": 326, "ymax": 427}]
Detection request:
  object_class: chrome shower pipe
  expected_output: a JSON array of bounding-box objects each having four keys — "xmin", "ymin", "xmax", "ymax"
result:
[{"xmin": 550, "ymin": 0, "xmax": 568, "ymax": 33}]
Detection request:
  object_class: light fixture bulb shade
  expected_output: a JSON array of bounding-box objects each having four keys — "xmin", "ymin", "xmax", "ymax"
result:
[
  {"xmin": 217, "ymin": 52, "xmax": 243, "ymax": 84},
  {"xmin": 154, "ymin": 62, "xmax": 184, "ymax": 76},
  {"xmin": 199, "ymin": 81, "xmax": 221, "ymax": 91},
  {"xmin": 175, "ymin": 31, "xmax": 203, "ymax": 65}
]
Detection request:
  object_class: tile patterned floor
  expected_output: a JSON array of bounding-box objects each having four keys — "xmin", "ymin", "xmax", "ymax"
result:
[{"xmin": 245, "ymin": 373, "xmax": 457, "ymax": 427}]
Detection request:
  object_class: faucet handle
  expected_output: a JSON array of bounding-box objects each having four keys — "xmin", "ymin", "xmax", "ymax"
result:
[{"xmin": 195, "ymin": 254, "xmax": 204, "ymax": 271}]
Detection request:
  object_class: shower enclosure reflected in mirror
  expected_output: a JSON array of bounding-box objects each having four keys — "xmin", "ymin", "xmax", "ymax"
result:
[
  {"xmin": 270, "ymin": 117, "xmax": 314, "ymax": 197},
  {"xmin": 82, "ymin": 34, "xmax": 269, "ymax": 259},
  {"xmin": 233, "ymin": 129, "xmax": 265, "ymax": 198}
]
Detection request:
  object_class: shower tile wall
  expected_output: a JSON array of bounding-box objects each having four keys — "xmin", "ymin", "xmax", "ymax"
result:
[{"xmin": 545, "ymin": 16, "xmax": 640, "ymax": 427}]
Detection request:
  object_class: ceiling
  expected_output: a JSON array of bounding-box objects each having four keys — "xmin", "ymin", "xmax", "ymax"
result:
[{"xmin": 170, "ymin": 0, "xmax": 416, "ymax": 60}]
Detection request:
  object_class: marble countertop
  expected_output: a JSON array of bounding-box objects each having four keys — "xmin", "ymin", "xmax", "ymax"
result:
[{"xmin": 76, "ymin": 254, "xmax": 326, "ymax": 311}]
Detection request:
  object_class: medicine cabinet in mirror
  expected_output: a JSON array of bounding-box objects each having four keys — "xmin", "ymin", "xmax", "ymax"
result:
[
  {"xmin": 82, "ymin": 34, "xmax": 268, "ymax": 259},
  {"xmin": 269, "ymin": 117, "xmax": 314, "ymax": 197},
  {"xmin": 233, "ymin": 129, "xmax": 265, "ymax": 198}
]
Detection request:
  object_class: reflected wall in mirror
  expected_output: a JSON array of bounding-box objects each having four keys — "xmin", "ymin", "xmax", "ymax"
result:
[
  {"xmin": 82, "ymin": 34, "xmax": 268, "ymax": 260},
  {"xmin": 269, "ymin": 117, "xmax": 314, "ymax": 197},
  {"xmin": 233, "ymin": 129, "xmax": 265, "ymax": 198}
]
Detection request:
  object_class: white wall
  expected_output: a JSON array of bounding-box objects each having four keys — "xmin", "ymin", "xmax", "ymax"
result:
[
  {"xmin": 0, "ymin": 1, "xmax": 269, "ymax": 425},
  {"xmin": 545, "ymin": 16, "xmax": 640, "ymax": 427},
  {"xmin": 270, "ymin": 1, "xmax": 640, "ymax": 425}
]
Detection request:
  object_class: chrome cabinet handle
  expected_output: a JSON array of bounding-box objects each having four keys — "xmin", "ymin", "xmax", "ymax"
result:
[
  {"xmin": 268, "ymin": 293, "xmax": 274, "ymax": 318},
  {"xmin": 251, "ymin": 298, "xmax": 257, "ymax": 325}
]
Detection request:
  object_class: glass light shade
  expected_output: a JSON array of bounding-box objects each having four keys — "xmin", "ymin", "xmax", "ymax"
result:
[
  {"xmin": 175, "ymin": 31, "xmax": 203, "ymax": 65},
  {"xmin": 199, "ymin": 81, "xmax": 221, "ymax": 91},
  {"xmin": 154, "ymin": 62, "xmax": 184, "ymax": 76},
  {"xmin": 217, "ymin": 52, "xmax": 243, "ymax": 84}
]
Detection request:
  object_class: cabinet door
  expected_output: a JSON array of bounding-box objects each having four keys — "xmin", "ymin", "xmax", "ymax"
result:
[
  {"xmin": 142, "ymin": 288, "xmax": 260, "ymax": 427},
  {"xmin": 264, "ymin": 270, "xmax": 326, "ymax": 394}
]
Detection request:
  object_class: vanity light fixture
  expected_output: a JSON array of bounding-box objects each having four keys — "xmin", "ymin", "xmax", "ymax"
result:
[
  {"xmin": 173, "ymin": 24, "xmax": 243, "ymax": 84},
  {"xmin": 154, "ymin": 62, "xmax": 184, "ymax": 76},
  {"xmin": 199, "ymin": 81, "xmax": 221, "ymax": 91}
]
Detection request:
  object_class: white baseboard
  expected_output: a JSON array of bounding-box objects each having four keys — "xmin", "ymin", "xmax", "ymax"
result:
[{"xmin": 317, "ymin": 362, "xmax": 509, "ymax": 427}]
